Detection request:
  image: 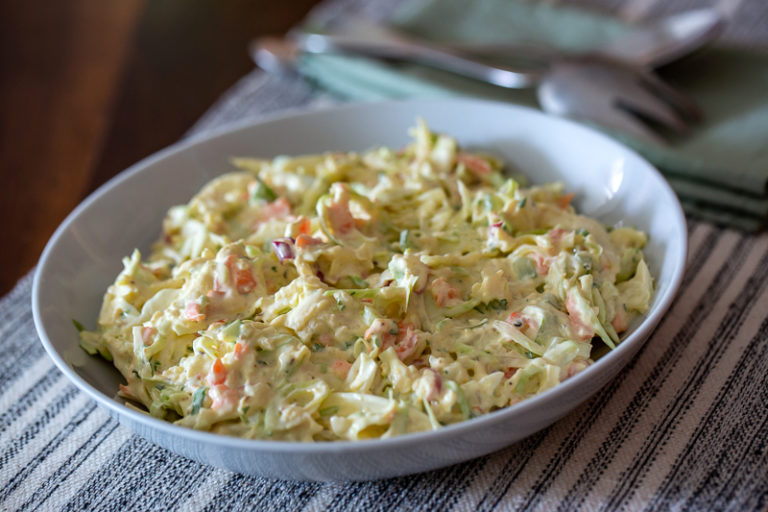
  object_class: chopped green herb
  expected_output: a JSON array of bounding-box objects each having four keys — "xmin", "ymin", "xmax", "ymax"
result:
[
  {"xmin": 399, "ymin": 229, "xmax": 411, "ymax": 249},
  {"xmin": 468, "ymin": 319, "xmax": 488, "ymax": 330},
  {"xmin": 312, "ymin": 343, "xmax": 324, "ymax": 352},
  {"xmin": 319, "ymin": 406, "xmax": 339, "ymax": 416},
  {"xmin": 513, "ymin": 257, "xmax": 537, "ymax": 280},
  {"xmin": 252, "ymin": 178, "xmax": 277, "ymax": 201},
  {"xmin": 244, "ymin": 245, "xmax": 260, "ymax": 258},
  {"xmin": 132, "ymin": 370, "xmax": 140, "ymax": 379},
  {"xmin": 72, "ymin": 319, "xmax": 85, "ymax": 332},
  {"xmin": 336, "ymin": 299, "xmax": 346, "ymax": 311},
  {"xmin": 446, "ymin": 381, "xmax": 471, "ymax": 419},
  {"xmin": 256, "ymin": 360, "xmax": 268, "ymax": 366},
  {"xmin": 191, "ymin": 387, "xmax": 207, "ymax": 415},
  {"xmin": 518, "ymin": 197, "xmax": 527, "ymax": 208},
  {"xmin": 487, "ymin": 298, "xmax": 508, "ymax": 311},
  {"xmin": 350, "ymin": 275, "xmax": 369, "ymax": 288},
  {"xmin": 328, "ymin": 288, "xmax": 376, "ymax": 299}
]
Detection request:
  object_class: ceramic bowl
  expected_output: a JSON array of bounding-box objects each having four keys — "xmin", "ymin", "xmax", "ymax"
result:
[{"xmin": 33, "ymin": 98, "xmax": 687, "ymax": 481}]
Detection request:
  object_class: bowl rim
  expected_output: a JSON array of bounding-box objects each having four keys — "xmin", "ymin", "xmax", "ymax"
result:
[{"xmin": 32, "ymin": 97, "xmax": 687, "ymax": 455}]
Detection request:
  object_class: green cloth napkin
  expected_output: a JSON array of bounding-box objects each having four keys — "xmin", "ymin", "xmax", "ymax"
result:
[{"xmin": 298, "ymin": 0, "xmax": 768, "ymax": 231}]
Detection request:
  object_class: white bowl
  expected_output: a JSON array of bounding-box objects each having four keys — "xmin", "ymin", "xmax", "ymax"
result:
[{"xmin": 32, "ymin": 98, "xmax": 686, "ymax": 481}]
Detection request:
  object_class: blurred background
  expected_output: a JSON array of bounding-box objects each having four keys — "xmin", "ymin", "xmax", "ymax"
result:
[
  {"xmin": 3, "ymin": 0, "xmax": 766, "ymax": 297},
  {"xmin": 0, "ymin": 0, "xmax": 322, "ymax": 295}
]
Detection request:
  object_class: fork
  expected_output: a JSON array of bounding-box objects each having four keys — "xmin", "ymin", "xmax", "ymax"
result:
[{"xmin": 292, "ymin": 23, "xmax": 705, "ymax": 144}]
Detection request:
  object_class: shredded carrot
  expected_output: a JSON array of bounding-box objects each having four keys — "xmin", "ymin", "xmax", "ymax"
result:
[
  {"xmin": 261, "ymin": 197, "xmax": 291, "ymax": 218},
  {"xmin": 119, "ymin": 384, "xmax": 135, "ymax": 398},
  {"xmin": 225, "ymin": 255, "xmax": 257, "ymax": 294},
  {"xmin": 430, "ymin": 277, "xmax": 460, "ymax": 307},
  {"xmin": 330, "ymin": 360, "xmax": 352, "ymax": 379},
  {"xmin": 210, "ymin": 384, "xmax": 238, "ymax": 411},
  {"xmin": 184, "ymin": 302, "xmax": 206, "ymax": 322},
  {"xmin": 295, "ymin": 234, "xmax": 322, "ymax": 248},
  {"xmin": 457, "ymin": 152, "xmax": 492, "ymax": 176},
  {"xmin": 141, "ymin": 326, "xmax": 156, "ymax": 346},
  {"xmin": 297, "ymin": 216, "xmax": 311, "ymax": 235},
  {"xmin": 530, "ymin": 253, "xmax": 551, "ymax": 275},
  {"xmin": 208, "ymin": 358, "xmax": 227, "ymax": 386},
  {"xmin": 327, "ymin": 199, "xmax": 356, "ymax": 234},
  {"xmin": 548, "ymin": 228, "xmax": 566, "ymax": 245},
  {"xmin": 611, "ymin": 309, "xmax": 628, "ymax": 333},
  {"xmin": 558, "ymin": 193, "xmax": 575, "ymax": 209},
  {"xmin": 207, "ymin": 278, "xmax": 226, "ymax": 298}
]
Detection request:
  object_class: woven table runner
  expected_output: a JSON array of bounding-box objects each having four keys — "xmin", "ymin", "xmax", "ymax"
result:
[{"xmin": 2, "ymin": 0, "xmax": 768, "ymax": 510}]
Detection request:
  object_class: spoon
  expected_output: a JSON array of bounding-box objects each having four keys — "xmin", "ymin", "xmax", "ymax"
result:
[{"xmin": 253, "ymin": 9, "xmax": 724, "ymax": 142}]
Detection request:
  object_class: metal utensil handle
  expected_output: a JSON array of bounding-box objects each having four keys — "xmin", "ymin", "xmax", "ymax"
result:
[{"xmin": 297, "ymin": 32, "xmax": 542, "ymax": 89}]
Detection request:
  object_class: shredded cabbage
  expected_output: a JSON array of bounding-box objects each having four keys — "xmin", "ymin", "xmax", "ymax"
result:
[{"xmin": 81, "ymin": 121, "xmax": 653, "ymax": 441}]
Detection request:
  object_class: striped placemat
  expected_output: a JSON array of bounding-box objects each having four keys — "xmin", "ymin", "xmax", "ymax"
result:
[{"xmin": 3, "ymin": 0, "xmax": 768, "ymax": 510}]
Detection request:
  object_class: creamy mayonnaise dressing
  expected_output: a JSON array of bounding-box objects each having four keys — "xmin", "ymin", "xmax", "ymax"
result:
[{"xmin": 80, "ymin": 122, "xmax": 653, "ymax": 441}]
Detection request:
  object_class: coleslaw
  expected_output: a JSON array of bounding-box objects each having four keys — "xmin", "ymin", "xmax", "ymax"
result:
[{"xmin": 80, "ymin": 121, "xmax": 653, "ymax": 441}]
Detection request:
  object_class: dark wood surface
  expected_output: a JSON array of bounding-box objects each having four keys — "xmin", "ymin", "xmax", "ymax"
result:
[{"xmin": 0, "ymin": 0, "xmax": 322, "ymax": 296}]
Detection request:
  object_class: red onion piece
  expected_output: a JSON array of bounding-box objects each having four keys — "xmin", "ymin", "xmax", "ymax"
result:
[{"xmin": 271, "ymin": 237, "xmax": 295, "ymax": 261}]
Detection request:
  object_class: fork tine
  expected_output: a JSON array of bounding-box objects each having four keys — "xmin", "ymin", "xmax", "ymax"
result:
[
  {"xmin": 640, "ymin": 71, "xmax": 703, "ymax": 122},
  {"xmin": 539, "ymin": 59, "xmax": 688, "ymax": 144},
  {"xmin": 545, "ymin": 87, "xmax": 668, "ymax": 145},
  {"xmin": 611, "ymin": 76, "xmax": 689, "ymax": 134},
  {"xmin": 579, "ymin": 105, "xmax": 668, "ymax": 146}
]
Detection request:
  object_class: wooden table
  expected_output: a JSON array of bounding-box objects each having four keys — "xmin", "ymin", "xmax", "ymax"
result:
[{"xmin": 0, "ymin": 0, "xmax": 322, "ymax": 296}]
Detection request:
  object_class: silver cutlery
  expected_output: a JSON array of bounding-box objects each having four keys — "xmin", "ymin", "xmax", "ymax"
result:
[{"xmin": 253, "ymin": 9, "xmax": 724, "ymax": 143}]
